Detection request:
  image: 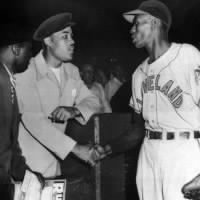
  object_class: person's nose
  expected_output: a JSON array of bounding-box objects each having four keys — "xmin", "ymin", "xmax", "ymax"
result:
[
  {"xmin": 130, "ymin": 25, "xmax": 136, "ymax": 34},
  {"xmin": 70, "ymin": 37, "xmax": 75, "ymax": 45},
  {"xmin": 67, "ymin": 34, "xmax": 75, "ymax": 45}
]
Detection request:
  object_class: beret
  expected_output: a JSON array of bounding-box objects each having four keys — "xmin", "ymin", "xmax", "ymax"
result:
[
  {"xmin": 123, "ymin": 0, "xmax": 172, "ymax": 30},
  {"xmin": 33, "ymin": 12, "xmax": 75, "ymax": 41}
]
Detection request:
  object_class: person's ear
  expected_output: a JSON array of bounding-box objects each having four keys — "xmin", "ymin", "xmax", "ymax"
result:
[
  {"xmin": 11, "ymin": 44, "xmax": 21, "ymax": 56},
  {"xmin": 151, "ymin": 18, "xmax": 161, "ymax": 31},
  {"xmin": 44, "ymin": 36, "xmax": 52, "ymax": 47}
]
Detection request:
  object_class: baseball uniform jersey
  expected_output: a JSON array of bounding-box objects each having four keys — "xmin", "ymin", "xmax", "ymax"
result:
[{"xmin": 130, "ymin": 42, "xmax": 200, "ymax": 200}]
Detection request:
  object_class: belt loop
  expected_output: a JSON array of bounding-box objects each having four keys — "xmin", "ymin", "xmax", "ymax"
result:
[
  {"xmin": 162, "ymin": 131, "xmax": 166, "ymax": 140},
  {"xmin": 167, "ymin": 132, "xmax": 175, "ymax": 140},
  {"xmin": 180, "ymin": 131, "xmax": 190, "ymax": 139},
  {"xmin": 194, "ymin": 131, "xmax": 200, "ymax": 139}
]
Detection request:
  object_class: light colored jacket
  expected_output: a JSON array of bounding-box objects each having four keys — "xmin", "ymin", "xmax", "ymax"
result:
[{"xmin": 15, "ymin": 51, "xmax": 100, "ymax": 178}]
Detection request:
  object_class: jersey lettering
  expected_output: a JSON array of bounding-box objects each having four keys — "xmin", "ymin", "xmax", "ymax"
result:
[
  {"xmin": 142, "ymin": 75, "xmax": 183, "ymax": 109},
  {"xmin": 160, "ymin": 80, "xmax": 174, "ymax": 95},
  {"xmin": 168, "ymin": 86, "xmax": 183, "ymax": 101},
  {"xmin": 142, "ymin": 75, "xmax": 155, "ymax": 92},
  {"xmin": 155, "ymin": 74, "xmax": 160, "ymax": 90},
  {"xmin": 172, "ymin": 95, "xmax": 183, "ymax": 108},
  {"xmin": 148, "ymin": 75, "xmax": 154, "ymax": 91}
]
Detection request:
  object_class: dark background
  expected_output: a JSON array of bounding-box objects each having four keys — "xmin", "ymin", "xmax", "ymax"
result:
[{"xmin": 1, "ymin": 0, "xmax": 200, "ymax": 71}]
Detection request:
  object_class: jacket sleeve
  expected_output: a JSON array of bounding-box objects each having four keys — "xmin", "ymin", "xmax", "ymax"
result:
[
  {"xmin": 15, "ymin": 73, "xmax": 77, "ymax": 160},
  {"xmin": 11, "ymin": 139, "xmax": 28, "ymax": 181},
  {"xmin": 108, "ymin": 111, "xmax": 145, "ymax": 154},
  {"xmin": 0, "ymin": 72, "xmax": 27, "ymax": 182},
  {"xmin": 11, "ymin": 102, "xmax": 28, "ymax": 181},
  {"xmin": 20, "ymin": 112, "xmax": 77, "ymax": 160}
]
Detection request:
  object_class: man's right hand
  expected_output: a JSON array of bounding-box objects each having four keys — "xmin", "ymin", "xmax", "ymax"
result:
[
  {"xmin": 93, "ymin": 144, "xmax": 112, "ymax": 160},
  {"xmin": 71, "ymin": 144, "xmax": 102, "ymax": 166}
]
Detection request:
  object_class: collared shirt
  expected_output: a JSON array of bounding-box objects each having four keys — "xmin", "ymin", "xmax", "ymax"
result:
[{"xmin": 50, "ymin": 66, "xmax": 61, "ymax": 84}]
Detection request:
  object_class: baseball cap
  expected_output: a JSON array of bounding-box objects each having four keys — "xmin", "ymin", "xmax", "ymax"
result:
[
  {"xmin": 123, "ymin": 0, "xmax": 172, "ymax": 29},
  {"xmin": 33, "ymin": 12, "xmax": 75, "ymax": 41}
]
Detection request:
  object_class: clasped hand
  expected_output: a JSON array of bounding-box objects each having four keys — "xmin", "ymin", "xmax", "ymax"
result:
[{"xmin": 73, "ymin": 144, "xmax": 112, "ymax": 167}]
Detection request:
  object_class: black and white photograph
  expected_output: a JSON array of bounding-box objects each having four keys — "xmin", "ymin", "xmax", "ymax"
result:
[{"xmin": 1, "ymin": 0, "xmax": 200, "ymax": 200}]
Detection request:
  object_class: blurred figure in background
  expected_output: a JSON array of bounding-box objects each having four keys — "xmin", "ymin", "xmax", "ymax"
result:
[
  {"xmin": 105, "ymin": 62, "xmax": 127, "ymax": 101},
  {"xmin": 80, "ymin": 63, "xmax": 112, "ymax": 113},
  {"xmin": 95, "ymin": 67, "xmax": 108, "ymax": 88}
]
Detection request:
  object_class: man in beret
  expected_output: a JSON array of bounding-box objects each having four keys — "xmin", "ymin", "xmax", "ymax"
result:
[
  {"xmin": 107, "ymin": 0, "xmax": 200, "ymax": 200},
  {"xmin": 15, "ymin": 12, "xmax": 101, "ymax": 184},
  {"xmin": 0, "ymin": 23, "xmax": 43, "ymax": 199}
]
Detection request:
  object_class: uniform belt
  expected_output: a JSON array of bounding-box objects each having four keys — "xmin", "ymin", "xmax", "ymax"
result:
[{"xmin": 145, "ymin": 130, "xmax": 200, "ymax": 140}]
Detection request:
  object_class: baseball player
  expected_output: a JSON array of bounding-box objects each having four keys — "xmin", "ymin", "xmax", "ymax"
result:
[
  {"xmin": 99, "ymin": 1, "xmax": 200, "ymax": 200},
  {"xmin": 122, "ymin": 0, "xmax": 200, "ymax": 200}
]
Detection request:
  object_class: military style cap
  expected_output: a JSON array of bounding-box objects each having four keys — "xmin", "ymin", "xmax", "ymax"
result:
[
  {"xmin": 123, "ymin": 0, "xmax": 172, "ymax": 30},
  {"xmin": 33, "ymin": 12, "xmax": 75, "ymax": 41}
]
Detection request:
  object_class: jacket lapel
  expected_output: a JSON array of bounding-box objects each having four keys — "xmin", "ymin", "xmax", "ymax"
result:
[
  {"xmin": 60, "ymin": 65, "xmax": 68, "ymax": 92},
  {"xmin": 34, "ymin": 51, "xmax": 60, "ymax": 86},
  {"xmin": 59, "ymin": 65, "xmax": 78, "ymax": 106},
  {"xmin": 33, "ymin": 52, "xmax": 61, "ymax": 114},
  {"xmin": 33, "ymin": 52, "xmax": 78, "ymax": 110}
]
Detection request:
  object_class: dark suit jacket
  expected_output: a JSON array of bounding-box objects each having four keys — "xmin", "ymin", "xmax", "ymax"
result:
[
  {"xmin": 0, "ymin": 64, "xmax": 27, "ymax": 183},
  {"xmin": 110, "ymin": 79, "xmax": 132, "ymax": 113}
]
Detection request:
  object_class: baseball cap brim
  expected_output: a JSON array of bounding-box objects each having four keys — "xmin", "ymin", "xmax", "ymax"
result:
[{"xmin": 123, "ymin": 9, "xmax": 150, "ymax": 23}]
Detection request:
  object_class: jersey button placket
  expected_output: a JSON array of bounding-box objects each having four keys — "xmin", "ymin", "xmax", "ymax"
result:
[{"xmin": 151, "ymin": 87, "xmax": 156, "ymax": 127}]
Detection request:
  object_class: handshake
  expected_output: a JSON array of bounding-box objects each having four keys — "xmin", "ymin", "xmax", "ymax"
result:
[{"xmin": 72, "ymin": 143, "xmax": 112, "ymax": 167}]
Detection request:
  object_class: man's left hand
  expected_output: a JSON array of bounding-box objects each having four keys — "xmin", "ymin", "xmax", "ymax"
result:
[{"xmin": 51, "ymin": 106, "xmax": 81, "ymax": 122}]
